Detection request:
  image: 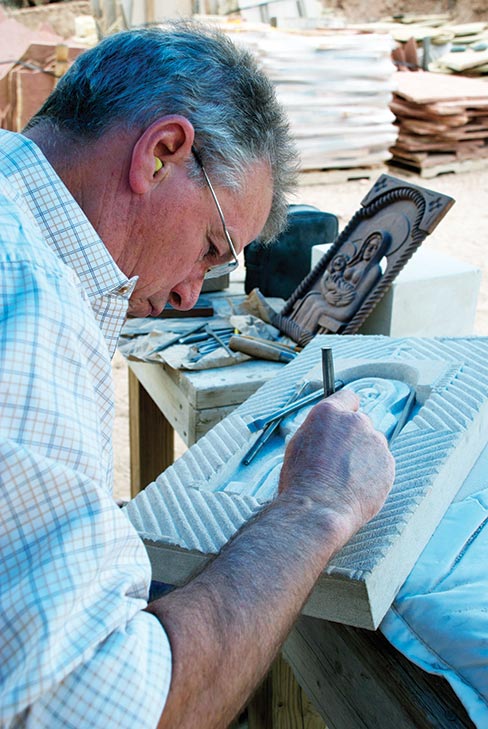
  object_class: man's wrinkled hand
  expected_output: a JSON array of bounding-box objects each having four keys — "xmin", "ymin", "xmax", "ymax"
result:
[{"xmin": 278, "ymin": 389, "xmax": 395, "ymax": 542}]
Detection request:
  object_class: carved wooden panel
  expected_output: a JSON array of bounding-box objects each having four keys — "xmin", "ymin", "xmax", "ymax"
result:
[{"xmin": 272, "ymin": 175, "xmax": 454, "ymax": 346}]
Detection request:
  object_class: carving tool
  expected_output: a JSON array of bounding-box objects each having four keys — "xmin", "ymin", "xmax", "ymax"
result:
[
  {"xmin": 247, "ymin": 377, "xmax": 345, "ymax": 432},
  {"xmin": 241, "ymin": 382, "xmax": 309, "ymax": 466},
  {"xmin": 196, "ymin": 335, "xmax": 233, "ymax": 355},
  {"xmin": 229, "ymin": 335, "xmax": 296, "ymax": 363},
  {"xmin": 146, "ymin": 322, "xmax": 207, "ymax": 356},
  {"xmin": 248, "ymin": 388, "xmax": 320, "ymax": 433},
  {"xmin": 321, "ymin": 347, "xmax": 336, "ymax": 397},
  {"xmin": 204, "ymin": 325, "xmax": 234, "ymax": 355},
  {"xmin": 180, "ymin": 327, "xmax": 233, "ymax": 345}
]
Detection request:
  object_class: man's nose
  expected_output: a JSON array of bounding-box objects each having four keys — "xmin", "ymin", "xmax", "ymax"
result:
[{"xmin": 168, "ymin": 274, "xmax": 205, "ymax": 311}]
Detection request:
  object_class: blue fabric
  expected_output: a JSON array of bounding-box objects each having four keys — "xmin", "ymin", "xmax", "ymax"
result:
[{"xmin": 381, "ymin": 446, "xmax": 488, "ymax": 727}]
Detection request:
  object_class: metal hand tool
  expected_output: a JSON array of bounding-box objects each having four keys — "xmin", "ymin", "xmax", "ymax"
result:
[
  {"xmin": 180, "ymin": 327, "xmax": 233, "ymax": 345},
  {"xmin": 241, "ymin": 381, "xmax": 309, "ymax": 465},
  {"xmin": 146, "ymin": 322, "xmax": 207, "ymax": 356},
  {"xmin": 321, "ymin": 347, "xmax": 336, "ymax": 397},
  {"xmin": 247, "ymin": 384, "xmax": 344, "ymax": 433},
  {"xmin": 231, "ymin": 335, "xmax": 299, "ymax": 354},
  {"xmin": 205, "ymin": 324, "xmax": 234, "ymax": 355}
]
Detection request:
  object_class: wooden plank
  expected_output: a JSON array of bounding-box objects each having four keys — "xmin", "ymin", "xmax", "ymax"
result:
[
  {"xmin": 390, "ymin": 98, "xmax": 468, "ymax": 125},
  {"xmin": 395, "ymin": 132, "xmax": 458, "ymax": 151},
  {"xmin": 128, "ymin": 358, "xmax": 281, "ymax": 445},
  {"xmin": 247, "ymin": 655, "xmax": 327, "ymax": 729},
  {"xmin": 128, "ymin": 369, "xmax": 173, "ymax": 497},
  {"xmin": 399, "ymin": 122, "xmax": 488, "ymax": 141},
  {"xmin": 283, "ymin": 615, "xmax": 475, "ymax": 729},
  {"xmin": 388, "ymin": 155, "xmax": 488, "ymax": 178},
  {"xmin": 400, "ymin": 118, "xmax": 465, "ymax": 135},
  {"xmin": 167, "ymin": 360, "xmax": 282, "ymax": 411},
  {"xmin": 389, "ymin": 147, "xmax": 456, "ymax": 167},
  {"xmin": 194, "ymin": 404, "xmax": 245, "ymax": 444},
  {"xmin": 394, "ymin": 141, "xmax": 481, "ymax": 160},
  {"xmin": 298, "ymin": 166, "xmax": 386, "ymax": 186},
  {"xmin": 145, "ymin": 542, "xmax": 208, "ymax": 586},
  {"xmin": 128, "ymin": 360, "xmax": 194, "ymax": 442}
]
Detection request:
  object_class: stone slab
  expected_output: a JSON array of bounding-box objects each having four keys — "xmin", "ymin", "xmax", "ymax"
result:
[{"xmin": 125, "ymin": 334, "xmax": 488, "ymax": 629}]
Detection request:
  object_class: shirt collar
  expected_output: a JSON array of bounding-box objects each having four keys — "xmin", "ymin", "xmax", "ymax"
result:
[{"xmin": 0, "ymin": 129, "xmax": 135, "ymax": 301}]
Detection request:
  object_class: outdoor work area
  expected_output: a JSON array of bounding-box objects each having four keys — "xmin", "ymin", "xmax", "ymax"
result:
[{"xmin": 1, "ymin": 1, "xmax": 488, "ymax": 728}]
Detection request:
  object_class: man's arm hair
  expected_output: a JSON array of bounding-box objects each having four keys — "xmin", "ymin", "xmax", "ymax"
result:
[{"xmin": 146, "ymin": 391, "xmax": 395, "ymax": 729}]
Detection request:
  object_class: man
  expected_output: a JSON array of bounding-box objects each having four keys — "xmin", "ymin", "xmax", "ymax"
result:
[{"xmin": 0, "ymin": 21, "xmax": 394, "ymax": 729}]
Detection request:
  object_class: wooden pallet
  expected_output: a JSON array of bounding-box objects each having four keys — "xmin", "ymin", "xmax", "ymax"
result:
[
  {"xmin": 388, "ymin": 155, "xmax": 488, "ymax": 178},
  {"xmin": 298, "ymin": 165, "xmax": 386, "ymax": 186}
]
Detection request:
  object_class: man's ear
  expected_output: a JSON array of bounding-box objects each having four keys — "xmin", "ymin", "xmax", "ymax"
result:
[{"xmin": 129, "ymin": 115, "xmax": 195, "ymax": 194}]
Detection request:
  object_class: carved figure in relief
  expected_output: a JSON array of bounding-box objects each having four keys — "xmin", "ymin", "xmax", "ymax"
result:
[
  {"xmin": 281, "ymin": 377, "xmax": 410, "ymax": 442},
  {"xmin": 322, "ymin": 253, "xmax": 355, "ymax": 307},
  {"xmin": 291, "ymin": 231, "xmax": 391, "ymax": 334},
  {"xmin": 228, "ymin": 377, "xmax": 411, "ymax": 501}
]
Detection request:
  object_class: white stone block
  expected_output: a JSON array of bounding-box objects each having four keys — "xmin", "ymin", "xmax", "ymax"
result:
[{"xmin": 311, "ymin": 244, "xmax": 481, "ymax": 337}]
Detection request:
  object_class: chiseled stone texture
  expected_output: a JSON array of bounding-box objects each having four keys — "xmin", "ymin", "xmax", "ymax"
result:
[{"xmin": 125, "ymin": 334, "xmax": 488, "ymax": 628}]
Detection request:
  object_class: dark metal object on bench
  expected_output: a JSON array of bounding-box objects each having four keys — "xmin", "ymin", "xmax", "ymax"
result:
[
  {"xmin": 244, "ymin": 204, "xmax": 339, "ymax": 300},
  {"xmin": 269, "ymin": 175, "xmax": 454, "ymax": 346}
]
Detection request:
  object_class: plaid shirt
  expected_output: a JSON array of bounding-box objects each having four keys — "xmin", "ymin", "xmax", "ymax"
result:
[{"xmin": 0, "ymin": 131, "xmax": 171, "ymax": 728}]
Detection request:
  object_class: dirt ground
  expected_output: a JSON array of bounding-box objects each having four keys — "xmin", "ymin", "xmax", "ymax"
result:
[{"xmin": 112, "ymin": 166, "xmax": 488, "ymax": 501}]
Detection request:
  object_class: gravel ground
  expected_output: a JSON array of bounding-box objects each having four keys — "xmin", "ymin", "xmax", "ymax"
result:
[{"xmin": 112, "ymin": 166, "xmax": 488, "ymax": 500}]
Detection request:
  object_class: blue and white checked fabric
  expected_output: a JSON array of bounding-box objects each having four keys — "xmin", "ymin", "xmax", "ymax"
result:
[{"xmin": 0, "ymin": 131, "xmax": 171, "ymax": 728}]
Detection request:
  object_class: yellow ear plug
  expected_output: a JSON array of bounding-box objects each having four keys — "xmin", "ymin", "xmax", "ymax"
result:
[{"xmin": 154, "ymin": 157, "xmax": 163, "ymax": 174}]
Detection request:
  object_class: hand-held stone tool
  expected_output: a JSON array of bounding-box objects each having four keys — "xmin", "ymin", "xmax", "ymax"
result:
[{"xmin": 230, "ymin": 335, "xmax": 296, "ymax": 363}]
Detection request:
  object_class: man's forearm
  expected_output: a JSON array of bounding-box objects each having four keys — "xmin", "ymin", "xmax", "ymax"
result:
[
  {"xmin": 147, "ymin": 493, "xmax": 345, "ymax": 729},
  {"xmin": 147, "ymin": 392, "xmax": 395, "ymax": 729},
  {"xmin": 148, "ymin": 494, "xmax": 344, "ymax": 729}
]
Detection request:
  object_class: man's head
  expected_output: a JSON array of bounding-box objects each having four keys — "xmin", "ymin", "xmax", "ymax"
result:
[{"xmin": 25, "ymin": 22, "xmax": 298, "ymax": 316}]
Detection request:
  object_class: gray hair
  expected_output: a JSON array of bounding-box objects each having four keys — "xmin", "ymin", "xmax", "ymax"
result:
[{"xmin": 26, "ymin": 21, "xmax": 298, "ymax": 241}]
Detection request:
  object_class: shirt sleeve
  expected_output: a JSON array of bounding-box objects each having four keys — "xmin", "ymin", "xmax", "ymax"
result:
[{"xmin": 0, "ymin": 196, "xmax": 172, "ymax": 727}]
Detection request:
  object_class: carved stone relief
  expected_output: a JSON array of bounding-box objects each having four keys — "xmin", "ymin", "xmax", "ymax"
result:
[{"xmin": 125, "ymin": 335, "xmax": 488, "ymax": 629}]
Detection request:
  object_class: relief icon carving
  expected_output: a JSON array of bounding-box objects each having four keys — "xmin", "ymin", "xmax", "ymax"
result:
[
  {"xmin": 268, "ymin": 175, "xmax": 454, "ymax": 346},
  {"xmin": 292, "ymin": 231, "xmax": 391, "ymax": 334},
  {"xmin": 224, "ymin": 376, "xmax": 414, "ymax": 502}
]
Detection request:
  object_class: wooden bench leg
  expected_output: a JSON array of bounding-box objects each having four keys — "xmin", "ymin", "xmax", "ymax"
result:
[
  {"xmin": 246, "ymin": 654, "xmax": 327, "ymax": 729},
  {"xmin": 129, "ymin": 369, "xmax": 174, "ymax": 497}
]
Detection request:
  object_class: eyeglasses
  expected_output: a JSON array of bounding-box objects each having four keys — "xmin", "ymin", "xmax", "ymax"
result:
[{"xmin": 192, "ymin": 147, "xmax": 239, "ymax": 280}]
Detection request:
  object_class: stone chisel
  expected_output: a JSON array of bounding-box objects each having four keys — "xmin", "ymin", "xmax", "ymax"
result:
[
  {"xmin": 321, "ymin": 347, "xmax": 336, "ymax": 397},
  {"xmin": 247, "ymin": 378, "xmax": 345, "ymax": 433},
  {"xmin": 146, "ymin": 322, "xmax": 207, "ymax": 356},
  {"xmin": 241, "ymin": 381, "xmax": 310, "ymax": 466}
]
